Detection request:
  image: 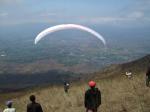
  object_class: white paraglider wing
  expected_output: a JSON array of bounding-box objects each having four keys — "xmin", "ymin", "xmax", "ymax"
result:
[{"xmin": 34, "ymin": 24, "xmax": 106, "ymax": 46}]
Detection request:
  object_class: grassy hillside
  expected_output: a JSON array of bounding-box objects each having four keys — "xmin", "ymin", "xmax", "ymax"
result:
[
  {"xmin": 93, "ymin": 54, "xmax": 150, "ymax": 79},
  {"xmin": 0, "ymin": 55, "xmax": 150, "ymax": 112},
  {"xmin": 0, "ymin": 72, "xmax": 150, "ymax": 112}
]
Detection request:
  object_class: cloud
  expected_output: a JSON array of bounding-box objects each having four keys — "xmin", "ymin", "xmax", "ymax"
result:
[
  {"xmin": 39, "ymin": 12, "xmax": 58, "ymax": 17},
  {"xmin": 75, "ymin": 13, "xmax": 150, "ymax": 26},
  {"xmin": 0, "ymin": 0, "xmax": 22, "ymax": 4},
  {"xmin": 127, "ymin": 11, "xmax": 144, "ymax": 19},
  {"xmin": 135, "ymin": 0, "xmax": 150, "ymax": 10},
  {"xmin": 77, "ymin": 0, "xmax": 150, "ymax": 25},
  {"xmin": 76, "ymin": 16, "xmax": 138, "ymax": 24},
  {"xmin": 89, "ymin": 17, "xmax": 126, "ymax": 23},
  {"xmin": 0, "ymin": 0, "xmax": 150, "ymax": 26},
  {"xmin": 0, "ymin": 12, "xmax": 8, "ymax": 17}
]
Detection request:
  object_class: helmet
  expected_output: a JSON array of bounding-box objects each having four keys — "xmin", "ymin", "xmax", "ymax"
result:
[{"xmin": 88, "ymin": 81, "xmax": 96, "ymax": 87}]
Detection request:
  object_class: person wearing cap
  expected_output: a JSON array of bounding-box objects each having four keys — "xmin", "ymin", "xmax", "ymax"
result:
[
  {"xmin": 3, "ymin": 100, "xmax": 16, "ymax": 112},
  {"xmin": 27, "ymin": 95, "xmax": 43, "ymax": 112},
  {"xmin": 84, "ymin": 81, "xmax": 101, "ymax": 112}
]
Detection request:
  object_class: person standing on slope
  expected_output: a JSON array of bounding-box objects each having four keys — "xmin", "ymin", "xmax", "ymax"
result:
[
  {"xmin": 3, "ymin": 100, "xmax": 16, "ymax": 112},
  {"xmin": 84, "ymin": 81, "xmax": 101, "ymax": 112},
  {"xmin": 146, "ymin": 66, "xmax": 150, "ymax": 87},
  {"xmin": 64, "ymin": 81, "xmax": 70, "ymax": 93},
  {"xmin": 27, "ymin": 95, "xmax": 43, "ymax": 112}
]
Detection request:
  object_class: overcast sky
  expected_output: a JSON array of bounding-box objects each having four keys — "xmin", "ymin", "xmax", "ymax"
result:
[{"xmin": 0, "ymin": 0, "xmax": 150, "ymax": 27}]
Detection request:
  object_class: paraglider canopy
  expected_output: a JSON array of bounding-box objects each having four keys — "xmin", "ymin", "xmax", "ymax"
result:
[{"xmin": 34, "ymin": 24, "xmax": 106, "ymax": 46}]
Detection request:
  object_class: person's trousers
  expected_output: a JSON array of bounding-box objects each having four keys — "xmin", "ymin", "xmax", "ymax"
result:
[{"xmin": 86, "ymin": 108, "xmax": 97, "ymax": 112}]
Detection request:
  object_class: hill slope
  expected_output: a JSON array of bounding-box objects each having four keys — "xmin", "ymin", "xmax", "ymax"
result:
[
  {"xmin": 1, "ymin": 73, "xmax": 149, "ymax": 112},
  {"xmin": 0, "ymin": 55, "xmax": 150, "ymax": 112},
  {"xmin": 93, "ymin": 54, "xmax": 150, "ymax": 79}
]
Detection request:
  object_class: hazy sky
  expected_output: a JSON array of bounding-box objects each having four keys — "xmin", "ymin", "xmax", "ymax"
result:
[{"xmin": 0, "ymin": 0, "xmax": 150, "ymax": 27}]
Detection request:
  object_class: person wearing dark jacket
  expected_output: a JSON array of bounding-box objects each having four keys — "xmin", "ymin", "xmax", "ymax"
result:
[
  {"xmin": 84, "ymin": 81, "xmax": 101, "ymax": 112},
  {"xmin": 27, "ymin": 95, "xmax": 43, "ymax": 112},
  {"xmin": 146, "ymin": 67, "xmax": 150, "ymax": 87}
]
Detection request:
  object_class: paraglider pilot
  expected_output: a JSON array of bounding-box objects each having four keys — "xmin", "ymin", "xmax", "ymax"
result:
[{"xmin": 64, "ymin": 81, "xmax": 70, "ymax": 93}]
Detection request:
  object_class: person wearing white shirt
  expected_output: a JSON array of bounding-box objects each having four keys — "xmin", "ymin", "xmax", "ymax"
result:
[{"xmin": 3, "ymin": 100, "xmax": 16, "ymax": 112}]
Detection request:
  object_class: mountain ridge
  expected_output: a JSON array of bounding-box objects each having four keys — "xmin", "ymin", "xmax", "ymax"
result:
[{"xmin": 92, "ymin": 54, "xmax": 150, "ymax": 79}]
